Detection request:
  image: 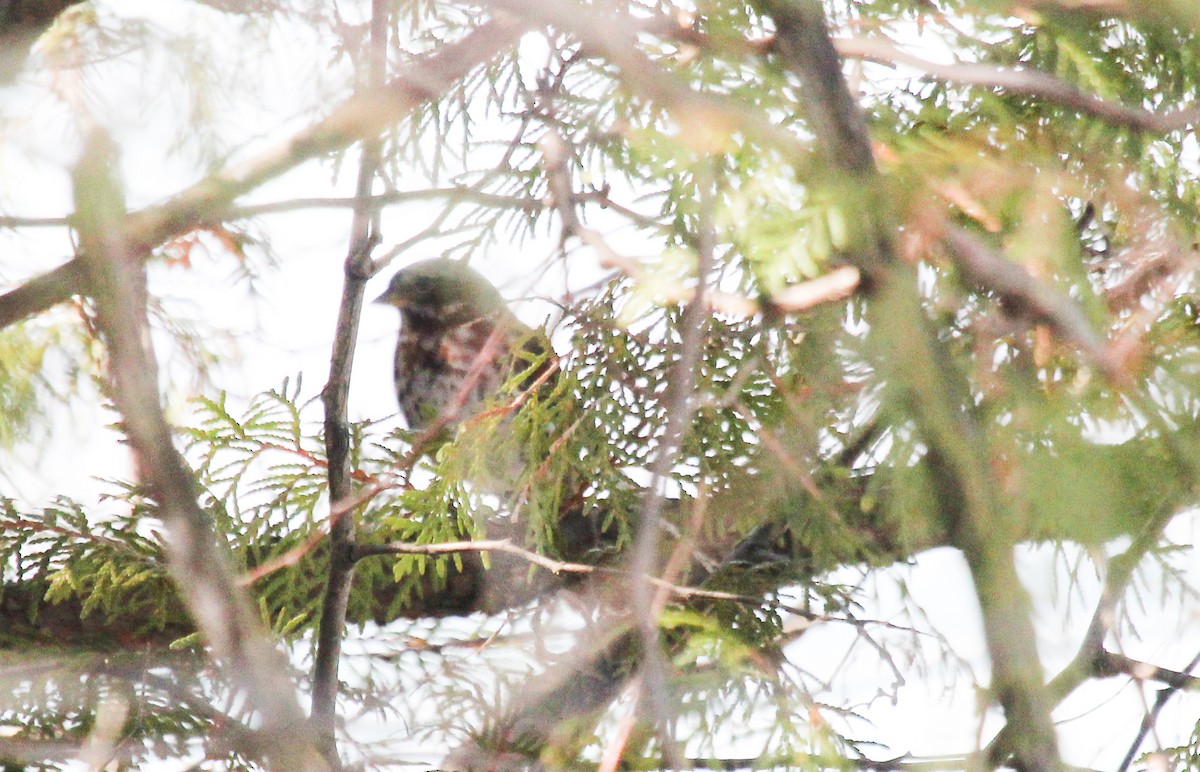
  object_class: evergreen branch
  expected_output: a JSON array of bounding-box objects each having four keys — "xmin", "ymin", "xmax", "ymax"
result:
[
  {"xmin": 595, "ymin": 245, "xmax": 860, "ymax": 316},
  {"xmin": 542, "ymin": 117, "xmax": 708, "ymax": 760},
  {"xmin": 256, "ymin": 440, "xmax": 378, "ymax": 485},
  {"xmin": 988, "ymin": 500, "xmax": 1192, "ymax": 766},
  {"xmin": 834, "ymin": 36, "xmax": 1200, "ymax": 134},
  {"xmin": 238, "ymin": 479, "xmax": 391, "ymax": 588},
  {"xmin": 751, "ymin": 1, "xmax": 1063, "ymax": 768},
  {"xmin": 0, "ymin": 14, "xmax": 531, "ymax": 330},
  {"xmin": 354, "ymin": 538, "xmax": 764, "ymax": 607},
  {"xmin": 444, "ymin": 622, "xmax": 637, "ymax": 769},
  {"xmin": 494, "ymin": 0, "xmax": 815, "ymax": 166},
  {"xmin": 1045, "ymin": 501, "xmax": 1181, "ymax": 703},
  {"xmin": 683, "ymin": 751, "xmax": 988, "ymax": 770},
  {"xmin": 633, "ymin": 12, "xmax": 1200, "ymax": 135},
  {"xmin": 0, "ymin": 510, "xmax": 151, "ymax": 560},
  {"xmin": 542, "ymin": 130, "xmax": 859, "ymax": 315},
  {"xmin": 939, "ymin": 224, "xmax": 1123, "ymax": 382}
]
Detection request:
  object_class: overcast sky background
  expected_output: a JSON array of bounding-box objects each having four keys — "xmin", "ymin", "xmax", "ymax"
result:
[{"xmin": 1, "ymin": 1, "xmax": 1198, "ymax": 768}]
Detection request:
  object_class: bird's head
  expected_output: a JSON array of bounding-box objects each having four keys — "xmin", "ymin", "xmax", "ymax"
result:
[{"xmin": 374, "ymin": 259, "xmax": 508, "ymax": 328}]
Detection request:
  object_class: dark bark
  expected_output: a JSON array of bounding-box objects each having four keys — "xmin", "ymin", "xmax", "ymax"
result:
[
  {"xmin": 0, "ymin": 0, "xmax": 83, "ymax": 83},
  {"xmin": 309, "ymin": 1, "xmax": 389, "ymax": 763}
]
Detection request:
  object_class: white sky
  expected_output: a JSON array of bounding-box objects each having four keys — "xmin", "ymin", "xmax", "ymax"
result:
[{"xmin": 1, "ymin": 1, "xmax": 1198, "ymax": 769}]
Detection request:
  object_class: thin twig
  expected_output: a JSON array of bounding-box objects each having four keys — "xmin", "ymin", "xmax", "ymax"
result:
[
  {"xmin": 353, "ymin": 538, "xmax": 764, "ymax": 607},
  {"xmin": 0, "ymin": 16, "xmax": 530, "ymax": 331},
  {"xmin": 309, "ymin": 1, "xmax": 390, "ymax": 762},
  {"xmin": 834, "ymin": 36, "xmax": 1200, "ymax": 134},
  {"xmin": 0, "ymin": 214, "xmax": 70, "ymax": 228},
  {"xmin": 1116, "ymin": 649, "xmax": 1200, "ymax": 771},
  {"xmin": 626, "ymin": 159, "xmax": 715, "ymax": 764}
]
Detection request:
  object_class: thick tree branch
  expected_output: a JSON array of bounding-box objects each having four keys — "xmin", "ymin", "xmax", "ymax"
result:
[
  {"xmin": 71, "ymin": 132, "xmax": 325, "ymax": 770},
  {"xmin": 0, "ymin": 14, "xmax": 529, "ymax": 331},
  {"xmin": 751, "ymin": 1, "xmax": 1062, "ymax": 768},
  {"xmin": 1101, "ymin": 650, "xmax": 1200, "ymax": 692},
  {"xmin": 3, "ymin": 425, "xmax": 1194, "ymax": 644}
]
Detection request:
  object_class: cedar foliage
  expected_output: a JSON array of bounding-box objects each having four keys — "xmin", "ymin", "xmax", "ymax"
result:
[{"xmin": 2, "ymin": 0, "xmax": 1200, "ymax": 769}]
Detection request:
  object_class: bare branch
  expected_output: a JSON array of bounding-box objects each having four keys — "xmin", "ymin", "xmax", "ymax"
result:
[
  {"xmin": 0, "ymin": 214, "xmax": 70, "ymax": 227},
  {"xmin": 228, "ymin": 187, "xmax": 543, "ymax": 219},
  {"xmin": 496, "ymin": 0, "xmax": 815, "ymax": 164},
  {"xmin": 1116, "ymin": 649, "xmax": 1200, "ymax": 771},
  {"xmin": 0, "ymin": 14, "xmax": 529, "ymax": 330},
  {"xmin": 1101, "ymin": 649, "xmax": 1200, "ymax": 692},
  {"xmin": 310, "ymin": 0, "xmax": 390, "ymax": 763},
  {"xmin": 835, "ymin": 36, "xmax": 1200, "ymax": 134},
  {"xmin": 71, "ymin": 132, "xmax": 325, "ymax": 770},
  {"xmin": 939, "ymin": 224, "xmax": 1122, "ymax": 381}
]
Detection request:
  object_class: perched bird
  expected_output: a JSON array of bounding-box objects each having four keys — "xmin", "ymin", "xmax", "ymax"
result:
[
  {"xmin": 374, "ymin": 258, "xmax": 552, "ymax": 432},
  {"xmin": 375, "ymin": 259, "xmax": 752, "ymax": 572}
]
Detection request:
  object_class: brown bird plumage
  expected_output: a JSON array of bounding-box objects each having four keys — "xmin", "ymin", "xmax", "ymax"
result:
[{"xmin": 374, "ymin": 258, "xmax": 551, "ymax": 432}]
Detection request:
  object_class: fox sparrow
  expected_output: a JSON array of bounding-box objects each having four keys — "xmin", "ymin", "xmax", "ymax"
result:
[{"xmin": 374, "ymin": 258, "xmax": 552, "ymax": 432}]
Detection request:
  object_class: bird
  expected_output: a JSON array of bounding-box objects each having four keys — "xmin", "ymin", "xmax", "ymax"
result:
[
  {"xmin": 373, "ymin": 258, "xmax": 554, "ymax": 433},
  {"xmin": 374, "ymin": 258, "xmax": 619, "ymax": 558},
  {"xmin": 374, "ymin": 260, "xmax": 757, "ymax": 573}
]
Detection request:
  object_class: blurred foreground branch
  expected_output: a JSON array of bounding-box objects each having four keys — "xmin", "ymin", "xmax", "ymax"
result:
[
  {"xmin": 834, "ymin": 35, "xmax": 1200, "ymax": 133},
  {"xmin": 753, "ymin": 0, "xmax": 1061, "ymax": 767},
  {"xmin": 0, "ymin": 0, "xmax": 82, "ymax": 83},
  {"xmin": 71, "ymin": 132, "xmax": 325, "ymax": 770},
  {"xmin": 0, "ymin": 14, "xmax": 529, "ymax": 330}
]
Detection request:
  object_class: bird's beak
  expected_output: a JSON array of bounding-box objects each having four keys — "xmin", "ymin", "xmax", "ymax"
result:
[{"xmin": 373, "ymin": 289, "xmax": 399, "ymax": 306}]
